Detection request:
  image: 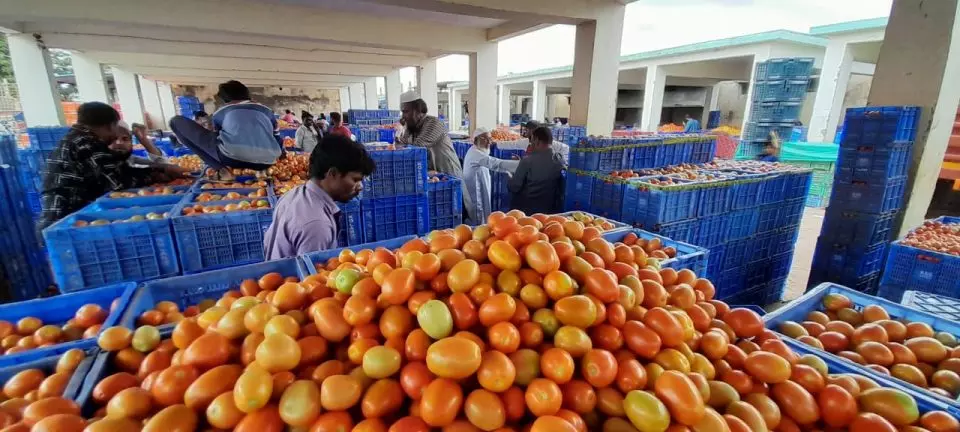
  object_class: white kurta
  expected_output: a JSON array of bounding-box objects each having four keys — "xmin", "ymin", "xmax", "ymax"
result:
[{"xmin": 462, "ymin": 146, "xmax": 520, "ymax": 225}]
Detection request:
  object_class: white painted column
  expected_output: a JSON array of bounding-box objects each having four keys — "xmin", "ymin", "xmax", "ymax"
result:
[
  {"xmin": 531, "ymin": 80, "xmax": 547, "ymax": 124},
  {"xmin": 740, "ymin": 51, "xmax": 771, "ymax": 134},
  {"xmin": 709, "ymin": 83, "xmax": 721, "ymax": 111},
  {"xmin": 339, "ymin": 88, "xmax": 351, "ymax": 112},
  {"xmin": 156, "ymin": 83, "xmax": 176, "ymax": 128},
  {"xmin": 808, "ymin": 41, "xmax": 854, "ymax": 142},
  {"xmin": 137, "ymin": 76, "xmax": 164, "ymax": 129},
  {"xmin": 450, "ymin": 90, "xmax": 462, "ymax": 132},
  {"xmin": 111, "ymin": 67, "xmax": 145, "ymax": 125},
  {"xmin": 468, "ymin": 43, "xmax": 498, "ymax": 134},
  {"xmin": 640, "ymin": 65, "xmax": 666, "ymax": 132},
  {"xmin": 418, "ymin": 60, "xmax": 439, "ymax": 117},
  {"xmin": 386, "ymin": 70, "xmax": 402, "ymax": 110},
  {"xmin": 701, "ymin": 85, "xmax": 715, "ymax": 126},
  {"xmin": 363, "ymin": 78, "xmax": 379, "ymax": 109},
  {"xmin": 7, "ymin": 33, "xmax": 64, "ymax": 126},
  {"xmin": 348, "ymin": 83, "xmax": 365, "ymax": 111},
  {"xmin": 867, "ymin": 0, "xmax": 960, "ymax": 234},
  {"xmin": 70, "ymin": 51, "xmax": 109, "ymax": 103},
  {"xmin": 569, "ymin": 4, "xmax": 626, "ymax": 135},
  {"xmin": 498, "ymin": 85, "xmax": 511, "ymax": 126}
]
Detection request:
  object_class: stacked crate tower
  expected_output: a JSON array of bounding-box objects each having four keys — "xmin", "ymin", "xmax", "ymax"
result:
[
  {"xmin": 738, "ymin": 57, "xmax": 814, "ymax": 159},
  {"xmin": 809, "ymin": 106, "xmax": 919, "ymax": 293},
  {"xmin": 359, "ymin": 145, "xmax": 430, "ymax": 242},
  {"xmin": 176, "ymin": 96, "xmax": 204, "ymax": 119}
]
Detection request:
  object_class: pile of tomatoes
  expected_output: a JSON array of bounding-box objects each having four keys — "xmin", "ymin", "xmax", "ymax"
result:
[
  {"xmin": 901, "ymin": 220, "xmax": 960, "ymax": 256},
  {"xmin": 6, "ymin": 210, "xmax": 958, "ymax": 432},
  {"xmin": 778, "ymin": 293, "xmax": 960, "ymax": 401},
  {"xmin": 0, "ymin": 303, "xmax": 114, "ymax": 357}
]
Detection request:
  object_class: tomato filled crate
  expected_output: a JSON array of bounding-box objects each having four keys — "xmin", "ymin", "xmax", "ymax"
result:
[
  {"xmin": 901, "ymin": 291, "xmax": 960, "ymax": 321},
  {"xmin": 43, "ymin": 205, "xmax": 180, "ymax": 293},
  {"xmin": 603, "ymin": 229, "xmax": 708, "ymax": 277},
  {"xmin": 619, "ymin": 175, "xmax": 700, "ymax": 229},
  {"xmin": 878, "ymin": 216, "xmax": 960, "ymax": 302},
  {"xmin": 86, "ymin": 186, "xmax": 190, "ymax": 211},
  {"xmin": 764, "ymin": 282, "xmax": 960, "ymax": 414},
  {"xmin": 119, "ymin": 257, "xmax": 310, "ymax": 331},
  {"xmin": 170, "ymin": 196, "xmax": 276, "ymax": 274},
  {"xmin": 301, "ymin": 236, "xmax": 416, "ymax": 275},
  {"xmin": 555, "ymin": 211, "xmax": 631, "ymax": 235},
  {"xmin": 0, "ymin": 282, "xmax": 134, "ymax": 368},
  {"xmin": 0, "ymin": 344, "xmax": 98, "ymax": 401}
]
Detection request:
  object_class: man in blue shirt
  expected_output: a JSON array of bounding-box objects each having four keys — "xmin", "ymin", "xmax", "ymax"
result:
[
  {"xmin": 169, "ymin": 80, "xmax": 282, "ymax": 179},
  {"xmin": 683, "ymin": 114, "xmax": 701, "ymax": 133}
]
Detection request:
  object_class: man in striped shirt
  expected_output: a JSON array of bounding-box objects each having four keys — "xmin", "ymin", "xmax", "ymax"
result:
[{"xmin": 397, "ymin": 91, "xmax": 462, "ymax": 177}]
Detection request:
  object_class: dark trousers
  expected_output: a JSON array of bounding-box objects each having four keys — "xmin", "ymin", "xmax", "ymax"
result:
[{"xmin": 169, "ymin": 116, "xmax": 272, "ymax": 171}]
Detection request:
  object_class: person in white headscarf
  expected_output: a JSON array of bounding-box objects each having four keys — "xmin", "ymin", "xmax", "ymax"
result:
[
  {"xmin": 396, "ymin": 91, "xmax": 461, "ymax": 177},
  {"xmin": 462, "ymin": 127, "xmax": 520, "ymax": 225}
]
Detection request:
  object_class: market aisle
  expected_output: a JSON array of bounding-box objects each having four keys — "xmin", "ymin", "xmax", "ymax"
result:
[{"xmin": 784, "ymin": 206, "xmax": 825, "ymax": 301}]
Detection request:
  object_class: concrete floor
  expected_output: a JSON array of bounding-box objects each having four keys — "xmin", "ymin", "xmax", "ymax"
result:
[{"xmin": 783, "ymin": 207, "xmax": 825, "ymax": 301}]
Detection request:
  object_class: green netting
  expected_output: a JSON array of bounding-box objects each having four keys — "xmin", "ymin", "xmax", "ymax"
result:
[{"xmin": 780, "ymin": 141, "xmax": 839, "ymax": 162}]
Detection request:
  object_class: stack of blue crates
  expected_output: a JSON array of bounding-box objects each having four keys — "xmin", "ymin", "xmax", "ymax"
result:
[
  {"xmin": 740, "ymin": 58, "xmax": 813, "ymax": 159},
  {"xmin": 551, "ymin": 126, "xmax": 586, "ymax": 146},
  {"xmin": 360, "ymin": 145, "xmax": 429, "ymax": 242},
  {"xmin": 426, "ymin": 174, "xmax": 463, "ymax": 231},
  {"xmin": 491, "ymin": 147, "xmax": 525, "ymax": 212},
  {"xmin": 510, "ymin": 113, "xmax": 530, "ymax": 126},
  {"xmin": 810, "ymin": 106, "xmax": 919, "ymax": 294},
  {"xmin": 348, "ymin": 110, "xmax": 400, "ymax": 127},
  {"xmin": 176, "ymin": 96, "xmax": 203, "ymax": 119},
  {"xmin": 452, "ymin": 140, "xmax": 470, "ymax": 164}
]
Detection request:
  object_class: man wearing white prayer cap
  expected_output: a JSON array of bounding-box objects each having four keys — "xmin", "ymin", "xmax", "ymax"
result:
[
  {"xmin": 461, "ymin": 127, "xmax": 519, "ymax": 225},
  {"xmin": 397, "ymin": 90, "xmax": 461, "ymax": 177}
]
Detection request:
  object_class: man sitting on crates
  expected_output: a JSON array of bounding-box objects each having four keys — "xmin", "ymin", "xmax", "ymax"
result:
[
  {"xmin": 38, "ymin": 102, "xmax": 188, "ymax": 229},
  {"xmin": 263, "ymin": 134, "xmax": 375, "ymax": 259}
]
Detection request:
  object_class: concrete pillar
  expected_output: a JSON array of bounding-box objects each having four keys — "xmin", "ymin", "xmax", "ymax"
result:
[
  {"xmin": 701, "ymin": 85, "xmax": 715, "ymax": 126},
  {"xmin": 498, "ymin": 85, "xmax": 511, "ymax": 126},
  {"xmin": 348, "ymin": 83, "xmax": 364, "ymax": 111},
  {"xmin": 7, "ymin": 33, "xmax": 64, "ymax": 126},
  {"xmin": 709, "ymin": 83, "xmax": 721, "ymax": 111},
  {"xmin": 339, "ymin": 88, "xmax": 351, "ymax": 112},
  {"xmin": 156, "ymin": 83, "xmax": 176, "ymax": 129},
  {"xmin": 386, "ymin": 70, "xmax": 402, "ymax": 110},
  {"xmin": 569, "ymin": 4, "xmax": 626, "ymax": 135},
  {"xmin": 111, "ymin": 67, "xmax": 145, "ymax": 125},
  {"xmin": 137, "ymin": 76, "xmax": 164, "ymax": 129},
  {"xmin": 867, "ymin": 0, "xmax": 960, "ymax": 234},
  {"xmin": 363, "ymin": 78, "xmax": 379, "ymax": 109},
  {"xmin": 418, "ymin": 60, "xmax": 439, "ymax": 117},
  {"xmin": 449, "ymin": 90, "xmax": 462, "ymax": 132},
  {"xmin": 808, "ymin": 41, "xmax": 854, "ymax": 142},
  {"xmin": 640, "ymin": 65, "xmax": 666, "ymax": 132},
  {"xmin": 70, "ymin": 51, "xmax": 109, "ymax": 103},
  {"xmin": 532, "ymin": 80, "xmax": 547, "ymax": 124},
  {"xmin": 468, "ymin": 43, "xmax": 498, "ymax": 134},
  {"xmin": 740, "ymin": 52, "xmax": 771, "ymax": 134}
]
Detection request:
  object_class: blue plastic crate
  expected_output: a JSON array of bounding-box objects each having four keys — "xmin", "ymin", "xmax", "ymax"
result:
[
  {"xmin": 650, "ymin": 218, "xmax": 697, "ymax": 245},
  {"xmin": 748, "ymin": 231, "xmax": 778, "ymax": 262},
  {"xmin": 782, "ymin": 171, "xmax": 812, "ymax": 200},
  {"xmin": 453, "ymin": 141, "xmax": 471, "ymax": 161},
  {"xmin": 755, "ymin": 61, "xmax": 772, "ymax": 80},
  {"xmin": 765, "ymin": 282, "xmax": 960, "ymax": 414},
  {"xmin": 900, "ymin": 290, "xmax": 960, "ymax": 321},
  {"xmin": 782, "ymin": 79, "xmax": 809, "ymax": 101},
  {"xmin": 302, "ymin": 236, "xmax": 416, "ymax": 274},
  {"xmin": 706, "ymin": 245, "xmax": 724, "ymax": 279},
  {"xmin": 881, "ymin": 224, "xmax": 960, "ymax": 301},
  {"xmin": 735, "ymin": 140, "xmax": 767, "ymax": 160},
  {"xmin": 378, "ymin": 128, "xmax": 396, "ymax": 143},
  {"xmin": 727, "ymin": 173, "xmax": 767, "ymax": 209},
  {"xmin": 812, "ymin": 240, "xmax": 886, "ymax": 279},
  {"xmin": 430, "ymin": 214, "xmax": 462, "ymax": 231},
  {"xmin": 87, "ymin": 188, "xmax": 188, "ymax": 211},
  {"xmin": 653, "ymin": 141, "xmax": 686, "ymax": 167},
  {"xmin": 769, "ymin": 252, "xmax": 793, "ymax": 280},
  {"xmin": 630, "ymin": 144, "xmax": 658, "ymax": 169},
  {"xmin": 829, "ymin": 177, "xmax": 906, "ymax": 214},
  {"xmin": 757, "ymin": 174, "xmax": 786, "ymax": 205},
  {"xmin": 568, "ymin": 149, "xmax": 595, "ymax": 170},
  {"xmin": 819, "ymin": 209, "xmax": 898, "ymax": 246},
  {"xmin": 563, "ymin": 171, "xmax": 593, "ymax": 211},
  {"xmin": 426, "ymin": 174, "xmax": 463, "ymax": 219},
  {"xmin": 603, "ymin": 229, "xmax": 708, "ymax": 277},
  {"xmin": 621, "ymin": 176, "xmax": 700, "ymax": 228},
  {"xmin": 783, "ymin": 58, "xmax": 814, "ymax": 79},
  {"xmin": 695, "ymin": 180, "xmax": 731, "ymax": 217},
  {"xmin": 756, "ymin": 205, "xmax": 779, "ymax": 234},
  {"xmin": 337, "ymin": 198, "xmax": 364, "ymax": 247},
  {"xmin": 0, "ymin": 282, "xmax": 133, "ymax": 367},
  {"xmin": 0, "ymin": 345, "xmax": 97, "ymax": 401},
  {"xmin": 776, "ymin": 198, "xmax": 806, "ymax": 228},
  {"xmin": 716, "ymin": 266, "xmax": 746, "ymax": 298},
  {"xmin": 591, "ymin": 178, "xmax": 626, "ymax": 221},
  {"xmin": 841, "ymin": 106, "xmax": 920, "ymax": 147},
  {"xmin": 27, "ymin": 126, "xmax": 71, "ymax": 150},
  {"xmin": 362, "ymin": 146, "xmax": 427, "ymax": 198},
  {"xmin": 361, "ymin": 193, "xmax": 429, "ymax": 242},
  {"xmin": 43, "ymin": 205, "xmax": 180, "ymax": 292},
  {"xmin": 752, "ymin": 80, "xmax": 783, "ymax": 102},
  {"xmin": 773, "ymin": 101, "xmax": 803, "ymax": 122},
  {"xmin": 598, "ymin": 147, "xmax": 627, "ymax": 171},
  {"xmin": 837, "ymin": 141, "xmax": 911, "ymax": 183},
  {"xmin": 694, "ymin": 215, "xmax": 727, "ymax": 248},
  {"xmin": 170, "ymin": 200, "xmax": 274, "ymax": 274},
  {"xmin": 726, "ymin": 209, "xmax": 758, "ymax": 241},
  {"xmin": 689, "ymin": 138, "xmax": 716, "ymax": 164},
  {"xmin": 120, "ymin": 258, "xmax": 308, "ymax": 330}
]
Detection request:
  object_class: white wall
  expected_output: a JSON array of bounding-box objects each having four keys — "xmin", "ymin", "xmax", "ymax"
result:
[{"xmin": 715, "ymin": 81, "xmax": 748, "ymax": 127}]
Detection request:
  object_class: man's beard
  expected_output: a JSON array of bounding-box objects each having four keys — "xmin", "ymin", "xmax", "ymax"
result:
[{"xmin": 111, "ymin": 149, "xmax": 132, "ymax": 160}]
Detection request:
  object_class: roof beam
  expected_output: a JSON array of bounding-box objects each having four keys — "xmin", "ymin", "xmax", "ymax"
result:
[
  {"xmin": 86, "ymin": 52, "xmax": 394, "ymax": 77},
  {"xmin": 487, "ymin": 20, "xmax": 552, "ymax": 42},
  {"xmin": 356, "ymin": 0, "xmax": 590, "ymax": 23},
  {"xmin": 0, "ymin": 0, "xmax": 487, "ymax": 52},
  {"xmin": 126, "ymin": 67, "xmax": 370, "ymax": 84},
  {"xmin": 145, "ymin": 76, "xmax": 347, "ymax": 89},
  {"xmin": 42, "ymin": 33, "xmax": 425, "ymax": 67}
]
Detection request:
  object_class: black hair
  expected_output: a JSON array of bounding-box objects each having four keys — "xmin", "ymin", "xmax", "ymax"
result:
[
  {"xmin": 319, "ymin": 114, "xmax": 327, "ymax": 120},
  {"xmin": 524, "ymin": 120, "xmax": 540, "ymax": 130},
  {"xmin": 77, "ymin": 102, "xmax": 120, "ymax": 127},
  {"xmin": 217, "ymin": 80, "xmax": 250, "ymax": 103},
  {"xmin": 404, "ymin": 99, "xmax": 428, "ymax": 114},
  {"xmin": 285, "ymin": 110, "xmax": 292, "ymax": 114},
  {"xmin": 309, "ymin": 134, "xmax": 375, "ymax": 179},
  {"xmin": 330, "ymin": 112, "xmax": 342, "ymax": 123},
  {"xmin": 301, "ymin": 110, "xmax": 313, "ymax": 121},
  {"xmin": 531, "ymin": 126, "xmax": 553, "ymax": 145},
  {"xmin": 193, "ymin": 111, "xmax": 208, "ymax": 118}
]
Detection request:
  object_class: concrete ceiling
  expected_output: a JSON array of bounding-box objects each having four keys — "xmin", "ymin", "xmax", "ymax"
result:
[{"xmin": 0, "ymin": 0, "xmax": 632, "ymax": 88}]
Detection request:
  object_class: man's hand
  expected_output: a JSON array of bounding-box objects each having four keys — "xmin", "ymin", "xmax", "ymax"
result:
[
  {"xmin": 131, "ymin": 123, "xmax": 148, "ymax": 137},
  {"xmin": 161, "ymin": 165, "xmax": 192, "ymax": 178}
]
